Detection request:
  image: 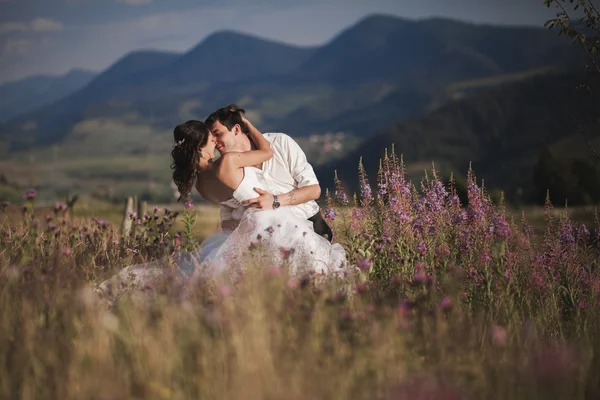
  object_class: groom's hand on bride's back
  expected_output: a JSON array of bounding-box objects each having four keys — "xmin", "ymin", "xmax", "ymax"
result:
[{"xmin": 243, "ymin": 188, "xmax": 274, "ymax": 209}]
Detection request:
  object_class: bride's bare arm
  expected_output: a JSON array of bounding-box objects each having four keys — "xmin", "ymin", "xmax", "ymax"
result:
[{"xmin": 219, "ymin": 118, "xmax": 272, "ymax": 169}]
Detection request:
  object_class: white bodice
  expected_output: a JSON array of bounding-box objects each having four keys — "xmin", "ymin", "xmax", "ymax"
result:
[
  {"xmin": 233, "ymin": 167, "xmax": 264, "ymax": 202},
  {"xmin": 219, "ymin": 167, "xmax": 265, "ymax": 220}
]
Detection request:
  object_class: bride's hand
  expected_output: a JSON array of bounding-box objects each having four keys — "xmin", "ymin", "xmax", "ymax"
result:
[{"xmin": 241, "ymin": 114, "xmax": 251, "ymax": 127}]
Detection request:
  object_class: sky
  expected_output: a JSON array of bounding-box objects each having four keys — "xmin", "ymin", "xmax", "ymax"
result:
[{"xmin": 0, "ymin": 0, "xmax": 594, "ymax": 83}]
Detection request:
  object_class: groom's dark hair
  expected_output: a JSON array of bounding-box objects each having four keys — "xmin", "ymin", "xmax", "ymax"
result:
[{"xmin": 205, "ymin": 104, "xmax": 249, "ymax": 135}]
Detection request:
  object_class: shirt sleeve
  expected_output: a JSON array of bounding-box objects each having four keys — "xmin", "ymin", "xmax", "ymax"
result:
[{"xmin": 278, "ymin": 134, "xmax": 320, "ymax": 188}]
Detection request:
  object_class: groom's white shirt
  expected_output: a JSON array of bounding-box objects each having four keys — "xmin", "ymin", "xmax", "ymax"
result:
[{"xmin": 219, "ymin": 132, "xmax": 320, "ymax": 223}]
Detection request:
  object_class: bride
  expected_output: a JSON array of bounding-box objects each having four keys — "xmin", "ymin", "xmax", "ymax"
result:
[{"xmin": 97, "ymin": 108, "xmax": 348, "ymax": 298}]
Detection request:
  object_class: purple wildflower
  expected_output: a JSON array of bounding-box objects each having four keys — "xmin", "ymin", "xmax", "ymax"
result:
[
  {"xmin": 447, "ymin": 193, "xmax": 461, "ymax": 208},
  {"xmin": 412, "ymin": 219, "xmax": 423, "ymax": 234},
  {"xmin": 440, "ymin": 296, "xmax": 452, "ymax": 311},
  {"xmin": 279, "ymin": 247, "xmax": 295, "ymax": 260},
  {"xmin": 324, "ymin": 208, "xmax": 336, "ymax": 222},
  {"xmin": 333, "ymin": 172, "xmax": 348, "ymax": 206},
  {"xmin": 559, "ymin": 222, "xmax": 576, "ymax": 245},
  {"xmin": 92, "ymin": 218, "xmax": 110, "ymax": 228},
  {"xmin": 491, "ymin": 214, "xmax": 511, "ymax": 240},
  {"xmin": 377, "ymin": 179, "xmax": 388, "ymax": 201},
  {"xmin": 466, "ymin": 178, "xmax": 488, "ymax": 225},
  {"xmin": 491, "ymin": 325, "xmax": 508, "ymax": 346},
  {"xmin": 395, "ymin": 210, "xmax": 411, "ymax": 224},
  {"xmin": 417, "ymin": 241, "xmax": 427, "ymax": 255},
  {"xmin": 436, "ymin": 246, "xmax": 450, "ymax": 258},
  {"xmin": 358, "ymin": 160, "xmax": 373, "ymax": 206},
  {"xmin": 424, "ymin": 179, "xmax": 448, "ymax": 213},
  {"xmin": 531, "ymin": 343, "xmax": 576, "ymax": 381},
  {"xmin": 287, "ymin": 278, "xmax": 298, "ymax": 289},
  {"xmin": 22, "ymin": 188, "xmax": 37, "ymax": 201},
  {"xmin": 576, "ymin": 224, "xmax": 590, "ymax": 242},
  {"xmin": 479, "ymin": 251, "xmax": 492, "ymax": 264},
  {"xmin": 414, "ymin": 270, "xmax": 427, "ymax": 284},
  {"xmin": 452, "ymin": 210, "xmax": 467, "ymax": 225},
  {"xmin": 522, "ymin": 223, "xmax": 535, "ymax": 235},
  {"xmin": 54, "ymin": 202, "xmax": 68, "ymax": 213},
  {"xmin": 356, "ymin": 257, "xmax": 371, "ymax": 273},
  {"xmin": 350, "ymin": 208, "xmax": 364, "ymax": 230}
]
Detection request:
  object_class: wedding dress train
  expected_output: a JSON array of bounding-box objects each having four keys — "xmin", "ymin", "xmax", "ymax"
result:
[{"xmin": 97, "ymin": 167, "xmax": 348, "ymax": 301}]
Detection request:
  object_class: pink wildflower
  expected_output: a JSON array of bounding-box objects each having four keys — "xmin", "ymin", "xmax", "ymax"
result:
[
  {"xmin": 22, "ymin": 188, "xmax": 37, "ymax": 201},
  {"xmin": 219, "ymin": 284, "xmax": 232, "ymax": 297},
  {"xmin": 356, "ymin": 257, "xmax": 371, "ymax": 273},
  {"xmin": 287, "ymin": 277, "xmax": 298, "ymax": 289},
  {"xmin": 440, "ymin": 296, "xmax": 452, "ymax": 311},
  {"xmin": 491, "ymin": 325, "xmax": 508, "ymax": 346},
  {"xmin": 417, "ymin": 241, "xmax": 427, "ymax": 255}
]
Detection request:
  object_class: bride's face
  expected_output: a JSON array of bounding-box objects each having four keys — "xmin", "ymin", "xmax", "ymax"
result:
[{"xmin": 197, "ymin": 133, "xmax": 216, "ymax": 171}]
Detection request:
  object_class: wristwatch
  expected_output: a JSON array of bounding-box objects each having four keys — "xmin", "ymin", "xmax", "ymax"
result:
[{"xmin": 272, "ymin": 195, "xmax": 280, "ymax": 209}]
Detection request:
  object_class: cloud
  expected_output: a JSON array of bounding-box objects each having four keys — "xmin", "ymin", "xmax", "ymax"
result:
[
  {"xmin": 31, "ymin": 18, "xmax": 64, "ymax": 32},
  {"xmin": 0, "ymin": 22, "xmax": 28, "ymax": 34},
  {"xmin": 0, "ymin": 18, "xmax": 63, "ymax": 35},
  {"xmin": 3, "ymin": 38, "xmax": 31, "ymax": 55},
  {"xmin": 137, "ymin": 15, "xmax": 163, "ymax": 30},
  {"xmin": 117, "ymin": 0, "xmax": 152, "ymax": 5}
]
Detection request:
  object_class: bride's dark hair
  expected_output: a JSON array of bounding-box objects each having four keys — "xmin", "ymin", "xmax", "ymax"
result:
[{"xmin": 170, "ymin": 120, "xmax": 210, "ymax": 203}]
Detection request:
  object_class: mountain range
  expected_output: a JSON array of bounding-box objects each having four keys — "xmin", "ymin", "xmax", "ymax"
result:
[
  {"xmin": 0, "ymin": 69, "xmax": 97, "ymax": 123},
  {"xmin": 0, "ymin": 13, "xmax": 595, "ymax": 204},
  {"xmin": 317, "ymin": 70, "xmax": 600, "ymax": 204},
  {"xmin": 0, "ymin": 14, "xmax": 586, "ymax": 152}
]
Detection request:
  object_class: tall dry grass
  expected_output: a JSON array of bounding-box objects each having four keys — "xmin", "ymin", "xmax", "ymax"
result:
[{"xmin": 2, "ymin": 156, "xmax": 600, "ymax": 399}]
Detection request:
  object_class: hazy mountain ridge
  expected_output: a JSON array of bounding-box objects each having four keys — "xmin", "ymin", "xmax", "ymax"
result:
[
  {"xmin": 0, "ymin": 69, "xmax": 97, "ymax": 123},
  {"xmin": 0, "ymin": 14, "xmax": 584, "ymax": 153},
  {"xmin": 316, "ymin": 70, "xmax": 600, "ymax": 204}
]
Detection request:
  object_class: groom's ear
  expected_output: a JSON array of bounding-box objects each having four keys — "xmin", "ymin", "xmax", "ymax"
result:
[{"xmin": 232, "ymin": 124, "xmax": 242, "ymax": 135}]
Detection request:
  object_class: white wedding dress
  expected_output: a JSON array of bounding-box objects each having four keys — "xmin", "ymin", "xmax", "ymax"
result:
[
  {"xmin": 97, "ymin": 167, "xmax": 348, "ymax": 300},
  {"xmin": 182, "ymin": 167, "xmax": 348, "ymax": 280}
]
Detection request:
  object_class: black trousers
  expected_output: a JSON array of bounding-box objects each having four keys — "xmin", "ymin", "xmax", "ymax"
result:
[{"xmin": 308, "ymin": 210, "xmax": 333, "ymax": 243}]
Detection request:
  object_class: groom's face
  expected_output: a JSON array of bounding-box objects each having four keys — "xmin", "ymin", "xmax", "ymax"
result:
[{"xmin": 210, "ymin": 120, "xmax": 240, "ymax": 154}]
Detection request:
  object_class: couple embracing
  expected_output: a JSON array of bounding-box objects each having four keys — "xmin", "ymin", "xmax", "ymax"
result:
[{"xmin": 99, "ymin": 105, "xmax": 349, "ymax": 298}]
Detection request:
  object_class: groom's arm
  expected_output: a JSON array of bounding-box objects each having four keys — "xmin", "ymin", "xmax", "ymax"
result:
[
  {"xmin": 243, "ymin": 134, "xmax": 321, "ymax": 209},
  {"xmin": 250, "ymin": 185, "xmax": 320, "ymax": 208}
]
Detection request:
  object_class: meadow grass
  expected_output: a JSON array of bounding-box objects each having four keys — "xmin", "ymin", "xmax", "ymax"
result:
[{"xmin": 1, "ymin": 153, "xmax": 600, "ymax": 399}]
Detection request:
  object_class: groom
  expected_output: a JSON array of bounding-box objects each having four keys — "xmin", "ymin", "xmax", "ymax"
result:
[{"xmin": 205, "ymin": 105, "xmax": 334, "ymax": 242}]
